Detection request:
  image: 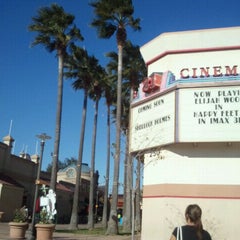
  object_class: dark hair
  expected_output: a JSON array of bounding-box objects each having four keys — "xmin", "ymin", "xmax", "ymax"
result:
[{"xmin": 185, "ymin": 204, "xmax": 203, "ymax": 240}]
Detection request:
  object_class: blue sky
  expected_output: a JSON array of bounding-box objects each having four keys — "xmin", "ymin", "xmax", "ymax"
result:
[{"xmin": 0, "ymin": 0, "xmax": 239, "ymax": 190}]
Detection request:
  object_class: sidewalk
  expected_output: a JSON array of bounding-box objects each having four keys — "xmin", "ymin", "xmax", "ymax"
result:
[{"xmin": 0, "ymin": 222, "xmax": 141, "ymax": 240}]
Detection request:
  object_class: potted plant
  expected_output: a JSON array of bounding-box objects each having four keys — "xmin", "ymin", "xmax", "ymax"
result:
[
  {"xmin": 35, "ymin": 208, "xmax": 55, "ymax": 240},
  {"xmin": 9, "ymin": 206, "xmax": 29, "ymax": 239}
]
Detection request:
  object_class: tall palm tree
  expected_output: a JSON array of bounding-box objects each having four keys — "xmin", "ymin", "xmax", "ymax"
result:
[
  {"xmin": 88, "ymin": 64, "xmax": 106, "ymax": 230},
  {"xmin": 29, "ymin": 4, "xmax": 83, "ymax": 191},
  {"xmin": 90, "ymin": 0, "xmax": 140, "ymax": 234},
  {"xmin": 122, "ymin": 42, "xmax": 146, "ymax": 234},
  {"xmin": 102, "ymin": 73, "xmax": 117, "ymax": 229},
  {"xmin": 64, "ymin": 46, "xmax": 97, "ymax": 229},
  {"xmin": 107, "ymin": 53, "xmax": 131, "ymax": 231},
  {"xmin": 107, "ymin": 41, "xmax": 147, "ymax": 233}
]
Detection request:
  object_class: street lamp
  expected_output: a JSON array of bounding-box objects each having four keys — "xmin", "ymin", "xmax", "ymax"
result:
[{"xmin": 28, "ymin": 133, "xmax": 51, "ymax": 240}]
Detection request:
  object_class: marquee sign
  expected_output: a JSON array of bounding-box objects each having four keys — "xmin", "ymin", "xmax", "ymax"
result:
[
  {"xmin": 129, "ymin": 91, "xmax": 175, "ymax": 153},
  {"xmin": 129, "ymin": 68, "xmax": 240, "ymax": 153},
  {"xmin": 177, "ymin": 85, "xmax": 240, "ymax": 142}
]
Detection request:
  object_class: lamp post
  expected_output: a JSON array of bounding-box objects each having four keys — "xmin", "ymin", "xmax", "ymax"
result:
[{"xmin": 28, "ymin": 133, "xmax": 51, "ymax": 240}]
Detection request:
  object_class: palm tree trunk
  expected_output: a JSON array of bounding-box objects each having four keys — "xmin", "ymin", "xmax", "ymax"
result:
[
  {"xmin": 50, "ymin": 53, "xmax": 64, "ymax": 191},
  {"xmin": 88, "ymin": 98, "xmax": 99, "ymax": 229},
  {"xmin": 123, "ymin": 130, "xmax": 132, "ymax": 233},
  {"xmin": 69, "ymin": 90, "xmax": 88, "ymax": 230},
  {"xmin": 123, "ymin": 87, "xmax": 135, "ymax": 232},
  {"xmin": 107, "ymin": 44, "xmax": 123, "ymax": 235},
  {"xmin": 135, "ymin": 157, "xmax": 141, "ymax": 232},
  {"xmin": 102, "ymin": 104, "xmax": 111, "ymax": 228},
  {"xmin": 122, "ymin": 140, "xmax": 128, "ymax": 226}
]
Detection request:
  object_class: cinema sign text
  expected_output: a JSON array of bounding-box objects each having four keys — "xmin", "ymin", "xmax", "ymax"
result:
[{"xmin": 180, "ymin": 65, "xmax": 238, "ymax": 79}]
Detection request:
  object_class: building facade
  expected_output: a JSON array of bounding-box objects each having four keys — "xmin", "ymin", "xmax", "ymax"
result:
[
  {"xmin": 130, "ymin": 27, "xmax": 240, "ymax": 240},
  {"xmin": 0, "ymin": 135, "xmax": 93, "ymax": 223}
]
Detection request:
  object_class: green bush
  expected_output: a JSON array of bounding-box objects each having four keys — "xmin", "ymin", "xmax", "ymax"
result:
[{"xmin": 13, "ymin": 207, "xmax": 28, "ymax": 223}]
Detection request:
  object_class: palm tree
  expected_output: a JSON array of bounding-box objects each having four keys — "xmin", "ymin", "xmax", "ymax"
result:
[
  {"xmin": 122, "ymin": 43, "xmax": 146, "ymax": 234},
  {"xmin": 106, "ymin": 41, "xmax": 147, "ymax": 233},
  {"xmin": 90, "ymin": 0, "xmax": 140, "ymax": 234},
  {"xmin": 88, "ymin": 64, "xmax": 106, "ymax": 230},
  {"xmin": 64, "ymin": 46, "xmax": 98, "ymax": 229},
  {"xmin": 29, "ymin": 4, "xmax": 83, "ymax": 191},
  {"xmin": 102, "ymin": 73, "xmax": 117, "ymax": 228}
]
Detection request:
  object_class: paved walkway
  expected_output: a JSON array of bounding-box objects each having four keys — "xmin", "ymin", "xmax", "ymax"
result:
[{"xmin": 0, "ymin": 222, "xmax": 141, "ymax": 240}]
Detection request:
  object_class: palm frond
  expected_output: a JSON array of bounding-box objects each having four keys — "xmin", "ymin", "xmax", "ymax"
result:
[{"xmin": 29, "ymin": 3, "xmax": 83, "ymax": 54}]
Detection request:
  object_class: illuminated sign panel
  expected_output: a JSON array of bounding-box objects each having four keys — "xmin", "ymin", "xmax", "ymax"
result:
[
  {"xmin": 129, "ymin": 92, "xmax": 175, "ymax": 153},
  {"xmin": 130, "ymin": 83, "xmax": 240, "ymax": 152},
  {"xmin": 177, "ymin": 85, "xmax": 240, "ymax": 142}
]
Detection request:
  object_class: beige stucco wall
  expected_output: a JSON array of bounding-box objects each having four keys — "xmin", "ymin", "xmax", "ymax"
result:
[
  {"xmin": 141, "ymin": 143, "xmax": 240, "ymax": 240},
  {"xmin": 0, "ymin": 184, "xmax": 24, "ymax": 222},
  {"xmin": 140, "ymin": 26, "xmax": 240, "ymax": 67},
  {"xmin": 143, "ymin": 143, "xmax": 240, "ymax": 185},
  {"xmin": 141, "ymin": 197, "xmax": 239, "ymax": 240},
  {"xmin": 147, "ymin": 49, "xmax": 239, "ymax": 80}
]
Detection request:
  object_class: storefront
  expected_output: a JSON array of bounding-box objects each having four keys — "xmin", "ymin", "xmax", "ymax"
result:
[{"xmin": 130, "ymin": 27, "xmax": 240, "ymax": 240}]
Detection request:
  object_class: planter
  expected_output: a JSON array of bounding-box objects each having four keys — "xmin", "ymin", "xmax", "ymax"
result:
[
  {"xmin": 35, "ymin": 223, "xmax": 55, "ymax": 240},
  {"xmin": 9, "ymin": 222, "xmax": 29, "ymax": 239}
]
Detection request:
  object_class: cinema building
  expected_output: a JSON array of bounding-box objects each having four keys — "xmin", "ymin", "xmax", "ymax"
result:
[{"xmin": 129, "ymin": 27, "xmax": 240, "ymax": 240}]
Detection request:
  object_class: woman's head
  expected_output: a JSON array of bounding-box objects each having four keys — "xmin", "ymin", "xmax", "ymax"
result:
[
  {"xmin": 185, "ymin": 204, "xmax": 203, "ymax": 240},
  {"xmin": 185, "ymin": 204, "xmax": 202, "ymax": 223}
]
